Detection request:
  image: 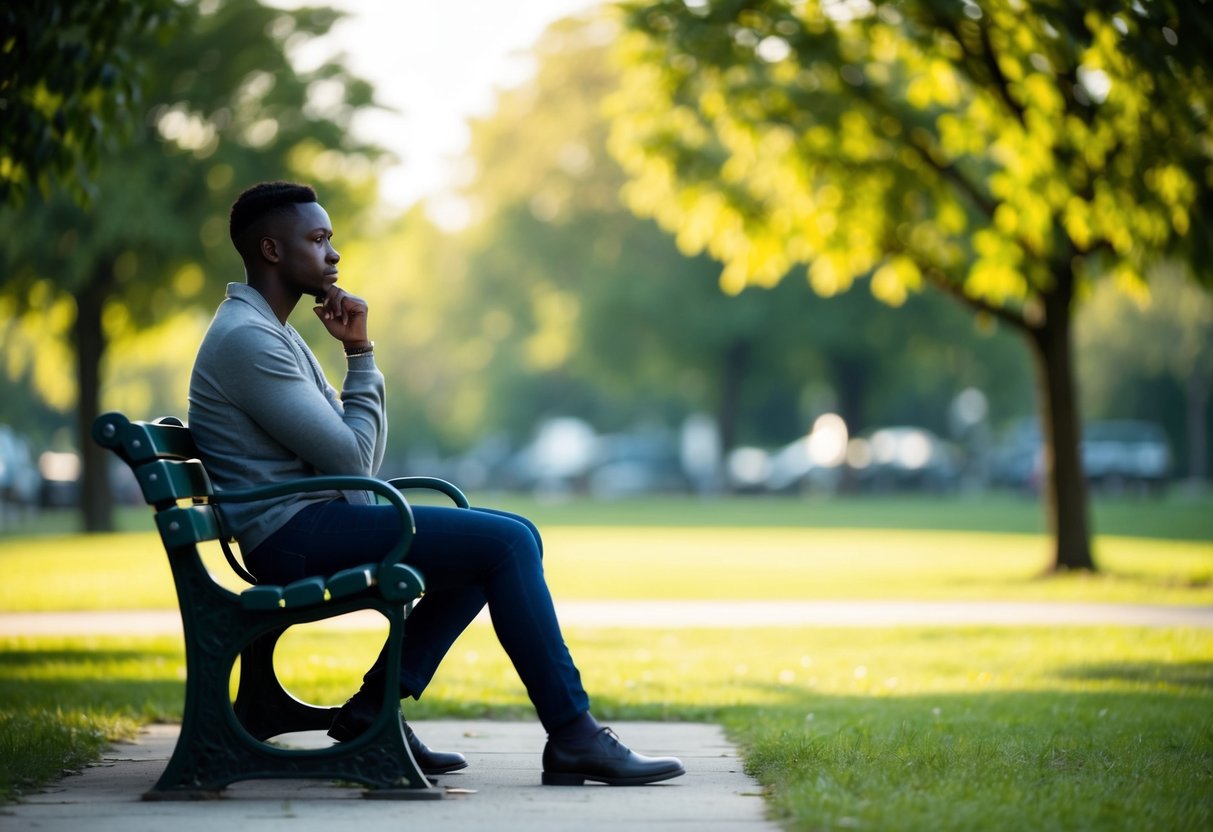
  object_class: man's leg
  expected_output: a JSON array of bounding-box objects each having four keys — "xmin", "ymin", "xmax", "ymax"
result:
[
  {"xmin": 391, "ymin": 504, "xmax": 589, "ymax": 731},
  {"xmin": 361, "ymin": 507, "xmax": 543, "ymax": 697}
]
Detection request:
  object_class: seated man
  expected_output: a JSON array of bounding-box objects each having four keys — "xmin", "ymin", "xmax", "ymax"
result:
[{"xmin": 187, "ymin": 180, "xmax": 684, "ymax": 787}]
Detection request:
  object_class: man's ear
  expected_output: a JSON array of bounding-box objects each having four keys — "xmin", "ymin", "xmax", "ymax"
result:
[{"xmin": 259, "ymin": 236, "xmax": 280, "ymax": 263}]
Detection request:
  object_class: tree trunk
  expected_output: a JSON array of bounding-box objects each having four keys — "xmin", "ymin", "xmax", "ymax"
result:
[
  {"xmin": 1027, "ymin": 285, "xmax": 1095, "ymax": 572},
  {"xmin": 73, "ymin": 261, "xmax": 115, "ymax": 532},
  {"xmin": 832, "ymin": 354, "xmax": 867, "ymax": 492},
  {"xmin": 1186, "ymin": 363, "xmax": 1209, "ymax": 483},
  {"xmin": 832, "ymin": 354, "xmax": 867, "ymax": 433},
  {"xmin": 716, "ymin": 338, "xmax": 752, "ymax": 459}
]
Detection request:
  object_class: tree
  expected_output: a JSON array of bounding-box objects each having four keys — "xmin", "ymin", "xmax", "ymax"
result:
[
  {"xmin": 0, "ymin": 0, "xmax": 183, "ymax": 206},
  {"xmin": 1, "ymin": 0, "xmax": 383, "ymax": 531},
  {"xmin": 610, "ymin": 0, "xmax": 1213, "ymax": 570}
]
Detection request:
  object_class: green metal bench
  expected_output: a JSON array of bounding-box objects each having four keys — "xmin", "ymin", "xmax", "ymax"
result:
[{"xmin": 93, "ymin": 412, "xmax": 470, "ymax": 800}]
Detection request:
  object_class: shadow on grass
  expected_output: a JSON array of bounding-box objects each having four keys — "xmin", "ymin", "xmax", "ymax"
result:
[
  {"xmin": 0, "ymin": 643, "xmax": 185, "ymax": 720},
  {"xmin": 0, "ymin": 648, "xmax": 167, "ymax": 669},
  {"xmin": 1053, "ymin": 659, "xmax": 1213, "ymax": 691}
]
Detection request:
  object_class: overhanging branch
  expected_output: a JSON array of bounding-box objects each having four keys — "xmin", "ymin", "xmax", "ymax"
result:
[{"xmin": 921, "ymin": 266, "xmax": 1031, "ymax": 335}]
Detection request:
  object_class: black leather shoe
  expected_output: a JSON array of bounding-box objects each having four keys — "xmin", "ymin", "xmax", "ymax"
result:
[
  {"xmin": 327, "ymin": 694, "xmax": 468, "ymax": 775},
  {"xmin": 542, "ymin": 727, "xmax": 685, "ymax": 786},
  {"xmin": 402, "ymin": 722, "xmax": 468, "ymax": 774}
]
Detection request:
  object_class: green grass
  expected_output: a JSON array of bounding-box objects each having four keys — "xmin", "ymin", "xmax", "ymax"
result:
[
  {"xmin": 6, "ymin": 491, "xmax": 1213, "ymax": 540},
  {"xmin": 1, "ymin": 494, "xmax": 1211, "ymax": 825},
  {"xmin": 0, "ymin": 636, "xmax": 176, "ymax": 800},
  {"xmin": 0, "ymin": 525, "xmax": 1209, "ymax": 612},
  {"xmin": 1, "ymin": 624, "xmax": 1210, "ymax": 828},
  {"xmin": 481, "ymin": 492, "xmax": 1213, "ymax": 542}
]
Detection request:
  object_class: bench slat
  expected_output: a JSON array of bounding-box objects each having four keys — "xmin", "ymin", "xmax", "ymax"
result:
[
  {"xmin": 241, "ymin": 585, "xmax": 284, "ymax": 611},
  {"xmin": 328, "ymin": 565, "xmax": 376, "ymax": 599},
  {"xmin": 156, "ymin": 505, "xmax": 222, "ymax": 547},
  {"xmin": 282, "ymin": 576, "xmax": 327, "ymax": 608},
  {"xmin": 136, "ymin": 459, "xmax": 212, "ymax": 504}
]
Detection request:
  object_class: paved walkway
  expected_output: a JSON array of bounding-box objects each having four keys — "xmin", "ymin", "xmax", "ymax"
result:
[
  {"xmin": 4, "ymin": 720, "xmax": 776, "ymax": 832},
  {"xmin": 2, "ymin": 599, "xmax": 1211, "ymax": 636}
]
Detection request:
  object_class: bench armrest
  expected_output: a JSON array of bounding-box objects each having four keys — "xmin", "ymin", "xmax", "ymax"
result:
[
  {"xmin": 386, "ymin": 477, "xmax": 470, "ymax": 509},
  {"xmin": 211, "ymin": 476, "xmax": 415, "ymax": 571}
]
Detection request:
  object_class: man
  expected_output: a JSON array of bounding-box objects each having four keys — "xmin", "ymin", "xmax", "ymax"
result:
[{"xmin": 188, "ymin": 181, "xmax": 684, "ymax": 786}]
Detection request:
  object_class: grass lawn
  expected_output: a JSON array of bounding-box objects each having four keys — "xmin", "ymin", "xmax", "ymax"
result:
[
  {"xmin": 1, "ymin": 492, "xmax": 1209, "ymax": 612},
  {"xmin": 1, "ymin": 494, "xmax": 1211, "ymax": 827},
  {"xmin": 1, "ymin": 623, "xmax": 1209, "ymax": 829}
]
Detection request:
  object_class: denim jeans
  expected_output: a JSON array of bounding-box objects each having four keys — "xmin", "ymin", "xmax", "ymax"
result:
[{"xmin": 247, "ymin": 500, "xmax": 590, "ymax": 732}]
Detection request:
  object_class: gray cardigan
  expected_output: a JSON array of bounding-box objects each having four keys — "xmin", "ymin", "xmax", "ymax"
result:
[{"xmin": 188, "ymin": 282, "xmax": 386, "ymax": 553}]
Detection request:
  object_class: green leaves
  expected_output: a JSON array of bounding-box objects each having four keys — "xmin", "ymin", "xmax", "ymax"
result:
[
  {"xmin": 0, "ymin": 0, "xmax": 187, "ymax": 207},
  {"xmin": 611, "ymin": 0, "xmax": 1213, "ymax": 317}
]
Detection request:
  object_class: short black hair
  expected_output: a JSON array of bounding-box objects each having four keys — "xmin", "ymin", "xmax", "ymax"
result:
[{"xmin": 229, "ymin": 181, "xmax": 317, "ymax": 257}]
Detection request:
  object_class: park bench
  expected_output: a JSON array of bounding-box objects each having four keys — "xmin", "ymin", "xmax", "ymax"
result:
[{"xmin": 92, "ymin": 412, "xmax": 469, "ymax": 800}]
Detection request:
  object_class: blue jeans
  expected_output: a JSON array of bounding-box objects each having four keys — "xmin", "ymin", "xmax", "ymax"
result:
[{"xmin": 247, "ymin": 500, "xmax": 590, "ymax": 732}]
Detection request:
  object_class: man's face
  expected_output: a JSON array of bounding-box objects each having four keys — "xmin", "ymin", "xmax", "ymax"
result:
[{"xmin": 271, "ymin": 201, "xmax": 340, "ymax": 298}]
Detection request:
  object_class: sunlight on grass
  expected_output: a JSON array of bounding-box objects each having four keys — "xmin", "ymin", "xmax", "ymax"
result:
[
  {"xmin": 1, "ymin": 527, "xmax": 1210, "ymax": 612},
  {"xmin": 541, "ymin": 528, "xmax": 1213, "ymax": 604}
]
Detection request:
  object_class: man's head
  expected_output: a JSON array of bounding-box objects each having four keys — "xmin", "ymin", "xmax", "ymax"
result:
[
  {"xmin": 229, "ymin": 181, "xmax": 318, "ymax": 261},
  {"xmin": 229, "ymin": 181, "xmax": 340, "ymax": 304}
]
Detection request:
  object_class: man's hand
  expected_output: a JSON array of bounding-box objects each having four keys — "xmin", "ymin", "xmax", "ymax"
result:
[{"xmin": 313, "ymin": 286, "xmax": 371, "ymax": 350}]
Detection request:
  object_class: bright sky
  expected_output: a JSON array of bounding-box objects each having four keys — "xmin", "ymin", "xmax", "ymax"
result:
[{"xmin": 274, "ymin": 0, "xmax": 600, "ymax": 213}]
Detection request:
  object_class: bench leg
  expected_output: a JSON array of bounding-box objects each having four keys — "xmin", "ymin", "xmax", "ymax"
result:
[
  {"xmin": 146, "ymin": 553, "xmax": 440, "ymax": 799},
  {"xmin": 233, "ymin": 626, "xmax": 338, "ymax": 741}
]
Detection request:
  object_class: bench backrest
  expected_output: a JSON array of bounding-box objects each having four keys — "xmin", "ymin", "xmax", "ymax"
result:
[{"xmin": 93, "ymin": 412, "xmax": 255, "ymax": 582}]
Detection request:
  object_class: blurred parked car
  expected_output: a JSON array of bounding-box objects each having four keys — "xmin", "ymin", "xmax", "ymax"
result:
[
  {"xmin": 588, "ymin": 432, "xmax": 690, "ymax": 498},
  {"xmin": 846, "ymin": 426, "xmax": 961, "ymax": 493},
  {"xmin": 503, "ymin": 417, "xmax": 598, "ymax": 495},
  {"xmin": 0, "ymin": 425, "xmax": 43, "ymax": 511},
  {"xmin": 38, "ymin": 450, "xmax": 81, "ymax": 508},
  {"xmin": 1081, "ymin": 420, "xmax": 1170, "ymax": 495},
  {"xmin": 990, "ymin": 418, "xmax": 1171, "ymax": 496},
  {"xmin": 989, "ymin": 417, "xmax": 1169, "ymax": 494},
  {"xmin": 989, "ymin": 419, "xmax": 1042, "ymax": 492}
]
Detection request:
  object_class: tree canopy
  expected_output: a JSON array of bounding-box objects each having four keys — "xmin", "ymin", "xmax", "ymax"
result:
[
  {"xmin": 609, "ymin": 0, "xmax": 1213, "ymax": 570},
  {"xmin": 612, "ymin": 0, "xmax": 1211, "ymax": 301},
  {"xmin": 0, "ymin": 0, "xmax": 183, "ymax": 206}
]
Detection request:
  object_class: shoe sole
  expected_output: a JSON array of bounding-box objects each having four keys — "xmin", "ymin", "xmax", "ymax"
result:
[
  {"xmin": 424, "ymin": 760, "xmax": 469, "ymax": 775},
  {"xmin": 541, "ymin": 766, "xmax": 686, "ymax": 786}
]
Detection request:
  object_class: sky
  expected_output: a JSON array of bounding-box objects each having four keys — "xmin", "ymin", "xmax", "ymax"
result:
[{"xmin": 271, "ymin": 0, "xmax": 601, "ymax": 214}]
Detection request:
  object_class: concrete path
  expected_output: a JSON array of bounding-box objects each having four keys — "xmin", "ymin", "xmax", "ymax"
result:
[
  {"xmin": 4, "ymin": 720, "xmax": 776, "ymax": 832},
  {"xmin": 2, "ymin": 599, "xmax": 1212, "ymax": 636}
]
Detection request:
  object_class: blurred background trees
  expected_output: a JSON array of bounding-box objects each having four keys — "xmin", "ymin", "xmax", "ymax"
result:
[
  {"xmin": 371, "ymin": 10, "xmax": 1034, "ymax": 492},
  {"xmin": 1, "ymin": 0, "xmax": 1208, "ymax": 547},
  {"xmin": 1076, "ymin": 261, "xmax": 1213, "ymax": 487}
]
